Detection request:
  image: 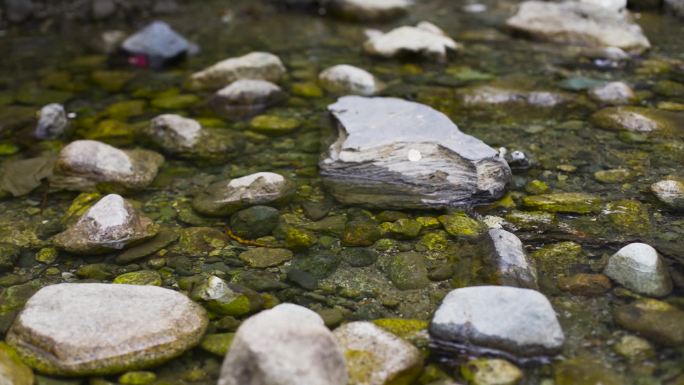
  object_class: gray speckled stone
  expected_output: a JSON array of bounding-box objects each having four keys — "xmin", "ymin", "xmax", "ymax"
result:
[
  {"xmin": 35, "ymin": 103, "xmax": 67, "ymax": 139},
  {"xmin": 506, "ymin": 1, "xmax": 650, "ymax": 54},
  {"xmin": 487, "ymin": 228, "xmax": 539, "ymax": 289},
  {"xmin": 604, "ymin": 243, "xmax": 672, "ymax": 297},
  {"xmin": 430, "ymin": 286, "xmax": 564, "ymax": 359},
  {"xmin": 651, "ymin": 180, "xmax": 684, "ymax": 209},
  {"xmin": 333, "ymin": 321, "xmax": 423, "ymax": 385},
  {"xmin": 53, "ymin": 194, "xmax": 159, "ymax": 255},
  {"xmin": 7, "ymin": 283, "xmax": 208, "ymax": 376},
  {"xmin": 218, "ymin": 304, "xmax": 347, "ymax": 385},
  {"xmin": 51, "ymin": 140, "xmax": 163, "ymax": 191},
  {"xmin": 319, "ymin": 65, "xmax": 379, "ymax": 96},
  {"xmin": 320, "ymin": 96, "xmax": 511, "ymax": 209},
  {"xmin": 193, "ymin": 172, "xmax": 295, "ymax": 216}
]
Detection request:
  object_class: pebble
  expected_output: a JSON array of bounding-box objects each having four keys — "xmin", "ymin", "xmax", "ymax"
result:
[{"xmin": 603, "ymin": 243, "xmax": 672, "ymax": 297}]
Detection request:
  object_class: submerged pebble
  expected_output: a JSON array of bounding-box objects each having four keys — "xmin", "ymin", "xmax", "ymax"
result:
[{"xmin": 603, "ymin": 243, "xmax": 672, "ymax": 297}]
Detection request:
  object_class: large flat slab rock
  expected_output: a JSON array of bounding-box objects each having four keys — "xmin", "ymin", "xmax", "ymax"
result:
[
  {"xmin": 320, "ymin": 96, "xmax": 511, "ymax": 209},
  {"xmin": 7, "ymin": 283, "xmax": 208, "ymax": 376}
]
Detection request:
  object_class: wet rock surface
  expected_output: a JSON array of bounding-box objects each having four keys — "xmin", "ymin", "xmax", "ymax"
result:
[
  {"xmin": 193, "ymin": 172, "xmax": 295, "ymax": 216},
  {"xmin": 51, "ymin": 140, "xmax": 164, "ymax": 191},
  {"xmin": 190, "ymin": 52, "xmax": 286, "ymax": 90},
  {"xmin": 333, "ymin": 321, "xmax": 423, "ymax": 385},
  {"xmin": 319, "ymin": 64, "xmax": 379, "ymax": 96},
  {"xmin": 210, "ymin": 79, "xmax": 285, "ymax": 119},
  {"xmin": 603, "ymin": 243, "xmax": 672, "ymax": 297},
  {"xmin": 6, "ymin": 283, "xmax": 208, "ymax": 376},
  {"xmin": 430, "ymin": 286, "xmax": 565, "ymax": 360},
  {"xmin": 506, "ymin": 1, "xmax": 651, "ymax": 54},
  {"xmin": 53, "ymin": 194, "xmax": 159, "ymax": 254},
  {"xmin": 320, "ymin": 96, "xmax": 511, "ymax": 209},
  {"xmin": 364, "ymin": 22, "xmax": 461, "ymax": 62},
  {"xmin": 218, "ymin": 304, "xmax": 347, "ymax": 385},
  {"xmin": 486, "ymin": 228, "xmax": 538, "ymax": 289}
]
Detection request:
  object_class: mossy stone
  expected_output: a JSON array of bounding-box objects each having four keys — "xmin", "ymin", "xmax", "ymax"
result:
[
  {"xmin": 199, "ymin": 333, "xmax": 235, "ymax": 356},
  {"xmin": 191, "ymin": 277, "xmax": 258, "ymax": 317},
  {"xmin": 591, "ymin": 106, "xmax": 683, "ymax": 134},
  {"xmin": 504, "ymin": 210, "xmax": 556, "ymax": 230},
  {"xmin": 91, "ymin": 70, "xmax": 135, "ymax": 92},
  {"xmin": 290, "ymin": 252, "xmax": 341, "ymax": 279},
  {"xmin": 594, "ymin": 169, "xmax": 633, "ymax": 184},
  {"xmin": 115, "ymin": 228, "xmax": 179, "ymax": 264},
  {"xmin": 0, "ymin": 342, "xmax": 34, "ymax": 385},
  {"xmin": 151, "ymin": 94, "xmax": 200, "ymax": 110},
  {"xmin": 530, "ymin": 241, "xmax": 583, "ymax": 278},
  {"xmin": 438, "ymin": 212, "xmax": 486, "ymax": 238},
  {"xmin": 291, "ymin": 82, "xmax": 324, "ymax": 98},
  {"xmin": 341, "ymin": 247, "xmax": 378, "ymax": 267},
  {"xmin": 386, "ymin": 218, "xmax": 422, "ymax": 239},
  {"xmin": 525, "ymin": 179, "xmax": 549, "ymax": 194},
  {"xmin": 603, "ymin": 199, "xmax": 651, "ymax": 235},
  {"xmin": 613, "ymin": 299, "xmax": 684, "ymax": 346},
  {"xmin": 342, "ymin": 220, "xmax": 381, "ymax": 246},
  {"xmin": 554, "ymin": 358, "xmax": 623, "ymax": 385},
  {"xmin": 418, "ymin": 230, "xmax": 448, "ymax": 251},
  {"xmin": 522, "ymin": 193, "xmax": 602, "ymax": 214},
  {"xmin": 239, "ymin": 247, "xmax": 293, "ymax": 268},
  {"xmin": 230, "ymin": 206, "xmax": 280, "ymax": 239},
  {"xmin": 113, "ymin": 270, "xmax": 162, "ymax": 286},
  {"xmin": 372, "ymin": 319, "xmax": 428, "ymax": 340},
  {"xmin": 284, "ymin": 226, "xmax": 317, "ymax": 249},
  {"xmin": 249, "ymin": 114, "xmax": 301, "ymax": 135},
  {"xmin": 0, "ymin": 243, "xmax": 20, "ymax": 273},
  {"xmin": 118, "ymin": 371, "xmax": 157, "ymax": 385},
  {"xmin": 106, "ymin": 100, "xmax": 147, "ymax": 120},
  {"xmin": 61, "ymin": 192, "xmax": 102, "ymax": 225},
  {"xmin": 388, "ymin": 252, "xmax": 430, "ymax": 290},
  {"xmin": 34, "ymin": 247, "xmax": 58, "ymax": 265},
  {"xmin": 461, "ymin": 358, "xmax": 522, "ymax": 385}
]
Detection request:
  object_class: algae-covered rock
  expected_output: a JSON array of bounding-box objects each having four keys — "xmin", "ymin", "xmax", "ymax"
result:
[
  {"xmin": 439, "ymin": 212, "xmax": 487, "ymax": 238},
  {"xmin": 51, "ymin": 140, "xmax": 163, "ymax": 191},
  {"xmin": 343, "ymin": 220, "xmax": 382, "ymax": 246},
  {"xmin": 593, "ymin": 169, "xmax": 633, "ymax": 184},
  {"xmin": 0, "ymin": 243, "xmax": 20, "ymax": 273},
  {"xmin": 118, "ymin": 371, "xmax": 156, "ymax": 385},
  {"xmin": 0, "ymin": 342, "xmax": 34, "ymax": 385},
  {"xmin": 6, "ymin": 283, "xmax": 208, "ymax": 376},
  {"xmin": 430, "ymin": 286, "xmax": 565, "ymax": 359},
  {"xmin": 199, "ymin": 333, "xmax": 234, "ymax": 357},
  {"xmin": 190, "ymin": 52, "xmax": 286, "ymax": 90},
  {"xmin": 461, "ymin": 358, "xmax": 522, "ymax": 385},
  {"xmin": 613, "ymin": 299, "xmax": 684, "ymax": 346},
  {"xmin": 334, "ymin": 321, "xmax": 423, "ymax": 385},
  {"xmin": 522, "ymin": 192, "xmax": 602, "ymax": 214},
  {"xmin": 193, "ymin": 172, "xmax": 295, "ymax": 216},
  {"xmin": 218, "ymin": 304, "xmax": 347, "ymax": 385},
  {"xmin": 115, "ymin": 227, "xmax": 179, "ymax": 264},
  {"xmin": 558, "ymin": 273, "xmax": 611, "ymax": 296},
  {"xmin": 341, "ymin": 247, "xmax": 378, "ymax": 267},
  {"xmin": 239, "ymin": 247, "xmax": 293, "ymax": 268},
  {"xmin": 191, "ymin": 276, "xmax": 261, "ymax": 317},
  {"xmin": 146, "ymin": 114, "xmax": 244, "ymax": 163},
  {"xmin": 603, "ymin": 199, "xmax": 651, "ymax": 235},
  {"xmin": 229, "ymin": 205, "xmax": 280, "ymax": 239},
  {"xmin": 53, "ymin": 194, "xmax": 159, "ymax": 255},
  {"xmin": 249, "ymin": 114, "xmax": 301, "ymax": 135},
  {"xmin": 604, "ymin": 243, "xmax": 672, "ymax": 297},
  {"xmin": 506, "ymin": 1, "xmax": 650, "ymax": 54},
  {"xmin": 554, "ymin": 358, "xmax": 623, "ymax": 385},
  {"xmin": 388, "ymin": 252, "xmax": 430, "ymax": 290},
  {"xmin": 113, "ymin": 270, "xmax": 162, "ymax": 286},
  {"xmin": 384, "ymin": 218, "xmax": 422, "ymax": 239},
  {"xmin": 591, "ymin": 107, "xmax": 683, "ymax": 133},
  {"xmin": 364, "ymin": 22, "xmax": 461, "ymax": 62}
]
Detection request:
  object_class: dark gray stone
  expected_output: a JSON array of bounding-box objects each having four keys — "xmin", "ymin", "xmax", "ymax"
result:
[
  {"xmin": 320, "ymin": 96, "xmax": 511, "ymax": 209},
  {"xmin": 486, "ymin": 229, "xmax": 538, "ymax": 289},
  {"xmin": 5, "ymin": 0, "xmax": 34, "ymax": 23}
]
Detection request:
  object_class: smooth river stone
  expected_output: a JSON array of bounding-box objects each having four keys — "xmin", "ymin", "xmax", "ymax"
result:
[
  {"xmin": 6, "ymin": 283, "xmax": 208, "ymax": 376},
  {"xmin": 320, "ymin": 96, "xmax": 511, "ymax": 209}
]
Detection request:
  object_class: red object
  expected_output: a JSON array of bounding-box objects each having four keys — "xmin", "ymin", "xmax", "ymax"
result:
[{"xmin": 128, "ymin": 54, "xmax": 149, "ymax": 68}]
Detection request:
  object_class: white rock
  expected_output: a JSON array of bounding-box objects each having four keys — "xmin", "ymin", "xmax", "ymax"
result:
[
  {"xmin": 7, "ymin": 283, "xmax": 208, "ymax": 376},
  {"xmin": 579, "ymin": 0, "xmax": 626, "ymax": 12},
  {"xmin": 329, "ymin": 0, "xmax": 413, "ymax": 20},
  {"xmin": 651, "ymin": 180, "xmax": 684, "ymax": 209},
  {"xmin": 364, "ymin": 22, "xmax": 461, "ymax": 62},
  {"xmin": 319, "ymin": 65, "xmax": 379, "ymax": 96},
  {"xmin": 35, "ymin": 103, "xmax": 68, "ymax": 139},
  {"xmin": 588, "ymin": 81, "xmax": 636, "ymax": 105},
  {"xmin": 150, "ymin": 114, "xmax": 202, "ymax": 148},
  {"xmin": 604, "ymin": 243, "xmax": 672, "ymax": 297},
  {"xmin": 506, "ymin": 1, "xmax": 650, "ymax": 54},
  {"xmin": 53, "ymin": 194, "xmax": 159, "ymax": 254},
  {"xmin": 333, "ymin": 322, "xmax": 423, "ymax": 385},
  {"xmin": 211, "ymin": 79, "xmax": 284, "ymax": 118},
  {"xmin": 430, "ymin": 286, "xmax": 565, "ymax": 359},
  {"xmin": 53, "ymin": 140, "xmax": 164, "ymax": 191},
  {"xmin": 218, "ymin": 304, "xmax": 347, "ymax": 385},
  {"xmin": 190, "ymin": 52, "xmax": 286, "ymax": 90}
]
